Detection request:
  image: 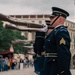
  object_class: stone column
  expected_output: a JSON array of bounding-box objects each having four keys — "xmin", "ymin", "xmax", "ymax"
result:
[{"xmin": 28, "ymin": 32, "xmax": 32, "ymax": 40}]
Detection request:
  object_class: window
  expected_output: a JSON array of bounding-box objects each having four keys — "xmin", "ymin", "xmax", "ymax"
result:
[
  {"xmin": 23, "ymin": 15, "xmax": 29, "ymax": 18},
  {"xmin": 37, "ymin": 15, "xmax": 43, "ymax": 18},
  {"xmin": 15, "ymin": 15, "xmax": 21, "ymax": 18},
  {"xmin": 32, "ymin": 21, "xmax": 35, "ymax": 23},
  {"xmin": 10, "ymin": 15, "xmax": 14, "ymax": 17},
  {"xmin": 44, "ymin": 15, "xmax": 50, "ymax": 18},
  {"xmin": 30, "ymin": 15, "xmax": 36, "ymax": 18},
  {"xmin": 39, "ymin": 21, "xmax": 42, "ymax": 24}
]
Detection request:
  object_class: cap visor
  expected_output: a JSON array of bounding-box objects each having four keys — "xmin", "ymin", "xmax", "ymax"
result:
[{"xmin": 49, "ymin": 15, "xmax": 55, "ymax": 18}]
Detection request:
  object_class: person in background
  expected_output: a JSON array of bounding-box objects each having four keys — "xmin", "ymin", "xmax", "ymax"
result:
[
  {"xmin": 4, "ymin": 57, "xmax": 8, "ymax": 71},
  {"xmin": 8, "ymin": 59, "xmax": 11, "ymax": 70},
  {"xmin": 19, "ymin": 58, "xmax": 24, "ymax": 70},
  {"xmin": 11, "ymin": 57, "xmax": 15, "ymax": 70},
  {"xmin": 26, "ymin": 57, "xmax": 30, "ymax": 68},
  {"xmin": 0, "ymin": 55, "xmax": 4, "ymax": 71}
]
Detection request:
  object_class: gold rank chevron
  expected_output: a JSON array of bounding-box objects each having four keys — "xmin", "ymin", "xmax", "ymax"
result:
[{"xmin": 60, "ymin": 38, "xmax": 66, "ymax": 45}]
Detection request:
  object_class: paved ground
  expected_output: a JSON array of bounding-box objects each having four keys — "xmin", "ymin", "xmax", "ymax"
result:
[
  {"xmin": 0, "ymin": 67, "xmax": 75, "ymax": 75},
  {"xmin": 0, "ymin": 67, "xmax": 36, "ymax": 75},
  {"xmin": 71, "ymin": 69, "xmax": 75, "ymax": 75}
]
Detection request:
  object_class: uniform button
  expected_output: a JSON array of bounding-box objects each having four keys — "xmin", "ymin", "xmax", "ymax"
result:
[
  {"xmin": 48, "ymin": 40, "xmax": 50, "ymax": 41},
  {"xmin": 53, "ymin": 59, "xmax": 55, "ymax": 61}
]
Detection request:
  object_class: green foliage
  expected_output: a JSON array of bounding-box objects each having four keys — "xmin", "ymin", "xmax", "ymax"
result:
[
  {"xmin": 13, "ymin": 44, "xmax": 28, "ymax": 54},
  {"xmin": 0, "ymin": 21, "xmax": 28, "ymax": 54},
  {"xmin": 0, "ymin": 23, "xmax": 14, "ymax": 51}
]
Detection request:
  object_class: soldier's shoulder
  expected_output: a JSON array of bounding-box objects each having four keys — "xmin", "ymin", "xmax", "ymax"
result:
[
  {"xmin": 57, "ymin": 26, "xmax": 68, "ymax": 33},
  {"xmin": 54, "ymin": 26, "xmax": 69, "ymax": 36}
]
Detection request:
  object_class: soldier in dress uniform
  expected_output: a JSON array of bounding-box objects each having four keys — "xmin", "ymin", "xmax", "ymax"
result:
[
  {"xmin": 42, "ymin": 7, "xmax": 72, "ymax": 75},
  {"xmin": 39, "ymin": 20, "xmax": 54, "ymax": 75},
  {"xmin": 33, "ymin": 31, "xmax": 45, "ymax": 75},
  {"xmin": 33, "ymin": 20, "xmax": 54, "ymax": 75}
]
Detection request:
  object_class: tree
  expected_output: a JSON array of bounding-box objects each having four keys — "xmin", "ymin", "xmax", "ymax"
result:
[{"xmin": 0, "ymin": 21, "xmax": 28, "ymax": 54}]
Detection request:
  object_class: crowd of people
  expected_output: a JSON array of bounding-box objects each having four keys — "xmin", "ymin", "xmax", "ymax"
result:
[{"xmin": 0, "ymin": 56, "xmax": 33, "ymax": 72}]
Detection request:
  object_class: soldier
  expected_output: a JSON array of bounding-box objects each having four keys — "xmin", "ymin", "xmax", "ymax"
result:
[
  {"xmin": 40, "ymin": 20, "xmax": 53, "ymax": 75},
  {"xmin": 33, "ymin": 31, "xmax": 45, "ymax": 75},
  {"xmin": 42, "ymin": 7, "xmax": 72, "ymax": 75},
  {"xmin": 33, "ymin": 20, "xmax": 54, "ymax": 75}
]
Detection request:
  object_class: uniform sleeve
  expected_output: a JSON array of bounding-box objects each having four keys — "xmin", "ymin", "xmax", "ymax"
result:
[
  {"xmin": 56, "ymin": 29, "xmax": 71, "ymax": 75},
  {"xmin": 33, "ymin": 43, "xmax": 37, "ymax": 54},
  {"xmin": 33, "ymin": 32, "xmax": 45, "ymax": 55}
]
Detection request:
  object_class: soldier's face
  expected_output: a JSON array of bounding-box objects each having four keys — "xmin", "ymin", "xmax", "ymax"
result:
[{"xmin": 50, "ymin": 16, "xmax": 59, "ymax": 27}]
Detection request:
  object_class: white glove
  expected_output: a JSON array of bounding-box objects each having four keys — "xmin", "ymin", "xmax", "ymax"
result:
[{"xmin": 38, "ymin": 24, "xmax": 48, "ymax": 32}]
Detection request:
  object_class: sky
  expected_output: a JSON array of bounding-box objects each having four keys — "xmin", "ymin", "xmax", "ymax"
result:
[{"xmin": 0, "ymin": 0, "xmax": 75, "ymax": 22}]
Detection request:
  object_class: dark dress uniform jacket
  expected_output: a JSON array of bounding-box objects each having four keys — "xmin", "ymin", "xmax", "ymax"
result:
[
  {"xmin": 33, "ymin": 32, "xmax": 45, "ymax": 55},
  {"xmin": 43, "ymin": 25, "xmax": 71, "ymax": 75}
]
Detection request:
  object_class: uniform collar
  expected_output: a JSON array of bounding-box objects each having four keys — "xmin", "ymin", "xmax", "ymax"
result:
[{"xmin": 54, "ymin": 24, "xmax": 64, "ymax": 29}]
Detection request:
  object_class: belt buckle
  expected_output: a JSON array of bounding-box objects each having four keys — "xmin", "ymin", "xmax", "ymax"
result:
[
  {"xmin": 46, "ymin": 53, "xmax": 49, "ymax": 57},
  {"xmin": 42, "ymin": 51, "xmax": 46, "ymax": 55},
  {"xmin": 45, "ymin": 53, "xmax": 57, "ymax": 57},
  {"xmin": 44, "ymin": 53, "xmax": 49, "ymax": 57}
]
